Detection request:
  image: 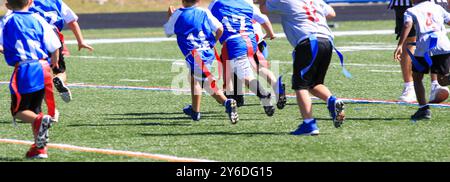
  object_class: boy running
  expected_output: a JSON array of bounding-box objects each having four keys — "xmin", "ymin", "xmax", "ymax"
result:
[
  {"xmin": 29, "ymin": 0, "xmax": 94, "ymax": 103},
  {"xmin": 1, "ymin": 0, "xmax": 60, "ymax": 158},
  {"xmin": 164, "ymin": 0, "xmax": 238, "ymax": 124},
  {"xmin": 261, "ymin": 0, "xmax": 347, "ymax": 135},
  {"xmin": 209, "ymin": 0, "xmax": 277, "ymax": 116},
  {"xmin": 394, "ymin": 0, "xmax": 450, "ymax": 120}
]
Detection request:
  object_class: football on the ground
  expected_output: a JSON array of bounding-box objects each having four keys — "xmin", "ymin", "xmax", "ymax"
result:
[{"xmin": 429, "ymin": 87, "xmax": 450, "ymax": 104}]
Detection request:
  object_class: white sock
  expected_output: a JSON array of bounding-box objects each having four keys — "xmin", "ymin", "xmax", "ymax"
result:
[
  {"xmin": 304, "ymin": 118, "xmax": 315, "ymax": 124},
  {"xmin": 431, "ymin": 80, "xmax": 440, "ymax": 87},
  {"xmin": 404, "ymin": 82, "xmax": 414, "ymax": 88}
]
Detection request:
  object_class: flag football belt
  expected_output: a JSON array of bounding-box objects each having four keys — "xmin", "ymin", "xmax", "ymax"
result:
[
  {"xmin": 406, "ymin": 31, "xmax": 438, "ymax": 72},
  {"xmin": 185, "ymin": 48, "xmax": 220, "ymax": 93},
  {"xmin": 295, "ymin": 34, "xmax": 352, "ymax": 80},
  {"xmin": 221, "ymin": 31, "xmax": 269, "ymax": 88},
  {"xmin": 11, "ymin": 60, "xmax": 56, "ymax": 126}
]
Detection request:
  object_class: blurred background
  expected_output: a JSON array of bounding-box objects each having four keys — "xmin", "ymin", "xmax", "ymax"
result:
[{"xmin": 0, "ymin": 0, "xmax": 390, "ymax": 14}]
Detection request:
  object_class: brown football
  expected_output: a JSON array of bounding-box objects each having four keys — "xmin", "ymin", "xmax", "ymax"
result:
[{"xmin": 430, "ymin": 87, "xmax": 450, "ymax": 104}]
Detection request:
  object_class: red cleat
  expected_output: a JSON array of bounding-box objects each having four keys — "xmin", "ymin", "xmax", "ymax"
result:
[{"xmin": 26, "ymin": 144, "xmax": 48, "ymax": 159}]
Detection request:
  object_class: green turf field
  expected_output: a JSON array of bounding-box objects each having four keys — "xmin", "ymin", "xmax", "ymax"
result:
[{"xmin": 0, "ymin": 20, "xmax": 449, "ymax": 162}]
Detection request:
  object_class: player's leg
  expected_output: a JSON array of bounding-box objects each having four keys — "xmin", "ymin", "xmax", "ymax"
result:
[
  {"xmin": 411, "ymin": 72, "xmax": 431, "ymax": 120},
  {"xmin": 12, "ymin": 90, "xmax": 53, "ymax": 159},
  {"xmin": 399, "ymin": 37, "xmax": 416, "ymax": 102},
  {"xmin": 255, "ymin": 42, "xmax": 287, "ymax": 109},
  {"xmin": 290, "ymin": 39, "xmax": 320, "ymax": 136},
  {"xmin": 232, "ymin": 56, "xmax": 275, "ymax": 116},
  {"xmin": 204, "ymin": 79, "xmax": 239, "ymax": 124},
  {"xmin": 52, "ymin": 46, "xmax": 72, "ymax": 103},
  {"xmin": 394, "ymin": 6, "xmax": 416, "ymax": 102},
  {"xmin": 258, "ymin": 67, "xmax": 286, "ymax": 110},
  {"xmin": 430, "ymin": 54, "xmax": 450, "ymax": 102},
  {"xmin": 183, "ymin": 75, "xmax": 202, "ymax": 121}
]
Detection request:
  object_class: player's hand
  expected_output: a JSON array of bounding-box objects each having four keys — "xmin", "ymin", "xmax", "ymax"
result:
[
  {"xmin": 394, "ymin": 46, "xmax": 403, "ymax": 62},
  {"xmin": 51, "ymin": 60, "xmax": 59, "ymax": 69},
  {"xmin": 265, "ymin": 33, "xmax": 276, "ymax": 40},
  {"xmin": 78, "ymin": 42, "xmax": 94, "ymax": 52},
  {"xmin": 168, "ymin": 6, "xmax": 176, "ymax": 18}
]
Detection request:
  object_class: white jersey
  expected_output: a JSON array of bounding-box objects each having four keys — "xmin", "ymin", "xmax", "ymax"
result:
[
  {"xmin": 404, "ymin": 1, "xmax": 450, "ymax": 56},
  {"xmin": 252, "ymin": 21, "xmax": 265, "ymax": 43},
  {"xmin": 266, "ymin": 0, "xmax": 334, "ymax": 47}
]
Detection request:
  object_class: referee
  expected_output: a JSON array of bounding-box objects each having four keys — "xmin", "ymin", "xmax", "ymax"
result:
[{"xmin": 389, "ymin": 0, "xmax": 449, "ymax": 102}]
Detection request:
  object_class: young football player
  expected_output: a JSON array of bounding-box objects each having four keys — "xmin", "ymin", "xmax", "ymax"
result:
[
  {"xmin": 209, "ymin": 0, "xmax": 277, "ymax": 116},
  {"xmin": 164, "ymin": 0, "xmax": 239, "ymax": 124},
  {"xmin": 261, "ymin": 0, "xmax": 348, "ymax": 135},
  {"xmin": 1, "ymin": 0, "xmax": 60, "ymax": 159},
  {"xmin": 226, "ymin": 8, "xmax": 287, "ymax": 110},
  {"xmin": 394, "ymin": 0, "xmax": 450, "ymax": 120},
  {"xmin": 29, "ymin": 0, "xmax": 94, "ymax": 103}
]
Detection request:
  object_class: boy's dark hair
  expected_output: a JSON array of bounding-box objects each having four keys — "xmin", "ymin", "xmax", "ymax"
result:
[
  {"xmin": 7, "ymin": 0, "xmax": 29, "ymax": 10},
  {"xmin": 182, "ymin": 0, "xmax": 199, "ymax": 4}
]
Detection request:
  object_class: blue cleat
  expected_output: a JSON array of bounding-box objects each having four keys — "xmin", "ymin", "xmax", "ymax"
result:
[
  {"xmin": 290, "ymin": 119, "xmax": 320, "ymax": 136},
  {"xmin": 327, "ymin": 96, "xmax": 346, "ymax": 128},
  {"xmin": 183, "ymin": 105, "xmax": 201, "ymax": 121},
  {"xmin": 276, "ymin": 76, "xmax": 287, "ymax": 110},
  {"xmin": 225, "ymin": 99, "xmax": 239, "ymax": 124}
]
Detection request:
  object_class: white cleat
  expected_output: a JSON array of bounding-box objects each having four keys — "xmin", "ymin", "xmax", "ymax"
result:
[
  {"xmin": 399, "ymin": 86, "xmax": 416, "ymax": 103},
  {"xmin": 53, "ymin": 77, "xmax": 72, "ymax": 103}
]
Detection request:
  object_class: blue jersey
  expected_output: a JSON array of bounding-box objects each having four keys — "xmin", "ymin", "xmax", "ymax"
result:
[
  {"xmin": 209, "ymin": 0, "xmax": 268, "ymax": 59},
  {"xmin": 0, "ymin": 11, "xmax": 61, "ymax": 94},
  {"xmin": 164, "ymin": 6, "xmax": 222, "ymax": 67},
  {"xmin": 29, "ymin": 0, "xmax": 78, "ymax": 31}
]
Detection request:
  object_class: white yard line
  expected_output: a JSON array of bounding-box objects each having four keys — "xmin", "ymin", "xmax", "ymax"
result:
[
  {"xmin": 64, "ymin": 29, "xmax": 398, "ymax": 45},
  {"xmin": 65, "ymin": 29, "xmax": 450, "ymax": 45},
  {"xmin": 369, "ymin": 70, "xmax": 402, "ymax": 73},
  {"xmin": 70, "ymin": 55, "xmax": 400, "ymax": 68},
  {"xmin": 0, "ymin": 138, "xmax": 214, "ymax": 162}
]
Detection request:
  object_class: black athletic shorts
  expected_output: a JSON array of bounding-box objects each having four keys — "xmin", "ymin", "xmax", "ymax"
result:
[
  {"xmin": 49, "ymin": 30, "xmax": 66, "ymax": 74},
  {"xmin": 11, "ymin": 89, "xmax": 45, "ymax": 116},
  {"xmin": 394, "ymin": 6, "xmax": 416, "ymax": 40},
  {"xmin": 292, "ymin": 37, "xmax": 332, "ymax": 90},
  {"xmin": 253, "ymin": 41, "xmax": 267, "ymax": 66},
  {"xmin": 412, "ymin": 53, "xmax": 450, "ymax": 75}
]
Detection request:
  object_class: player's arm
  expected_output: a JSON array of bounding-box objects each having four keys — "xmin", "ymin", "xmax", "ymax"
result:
[
  {"xmin": 323, "ymin": 3, "xmax": 336, "ymax": 19},
  {"xmin": 215, "ymin": 26, "xmax": 224, "ymax": 43},
  {"xmin": 394, "ymin": 21, "xmax": 413, "ymax": 62},
  {"xmin": 50, "ymin": 48, "xmax": 60, "ymax": 69},
  {"xmin": 167, "ymin": 6, "xmax": 176, "ymax": 19},
  {"xmin": 252, "ymin": 4, "xmax": 276, "ymax": 40},
  {"xmin": 67, "ymin": 21, "xmax": 93, "ymax": 51},
  {"xmin": 259, "ymin": 0, "xmax": 269, "ymax": 14},
  {"xmin": 61, "ymin": 2, "xmax": 93, "ymax": 51},
  {"xmin": 0, "ymin": 45, "xmax": 3, "ymax": 54}
]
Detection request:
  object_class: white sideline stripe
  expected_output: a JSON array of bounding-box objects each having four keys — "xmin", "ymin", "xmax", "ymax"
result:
[
  {"xmin": 0, "ymin": 138, "xmax": 215, "ymax": 162},
  {"xmin": 71, "ymin": 55, "xmax": 400, "ymax": 68},
  {"xmin": 65, "ymin": 37, "xmax": 177, "ymax": 45},
  {"xmin": 65, "ymin": 29, "xmax": 450, "ymax": 45},
  {"xmin": 369, "ymin": 70, "xmax": 402, "ymax": 73},
  {"xmin": 120, "ymin": 79, "xmax": 149, "ymax": 82}
]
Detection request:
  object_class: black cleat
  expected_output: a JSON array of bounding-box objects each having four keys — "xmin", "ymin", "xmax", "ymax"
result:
[
  {"xmin": 264, "ymin": 106, "xmax": 275, "ymax": 117},
  {"xmin": 411, "ymin": 107, "xmax": 431, "ymax": 121},
  {"xmin": 276, "ymin": 84, "xmax": 287, "ymax": 110}
]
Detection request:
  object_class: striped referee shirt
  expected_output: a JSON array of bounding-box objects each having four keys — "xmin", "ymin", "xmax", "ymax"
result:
[{"xmin": 389, "ymin": 0, "xmax": 448, "ymax": 8}]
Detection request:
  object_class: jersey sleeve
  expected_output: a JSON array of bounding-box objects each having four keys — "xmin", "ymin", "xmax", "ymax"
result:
[
  {"xmin": 252, "ymin": 4, "xmax": 269, "ymax": 24},
  {"xmin": 37, "ymin": 16, "xmax": 62, "ymax": 53},
  {"xmin": 403, "ymin": 10, "xmax": 414, "ymax": 24},
  {"xmin": 442, "ymin": 6, "xmax": 450, "ymax": 24},
  {"xmin": 266, "ymin": 0, "xmax": 283, "ymax": 14},
  {"xmin": 205, "ymin": 9, "xmax": 223, "ymax": 32},
  {"xmin": 319, "ymin": 1, "xmax": 334, "ymax": 16},
  {"xmin": 61, "ymin": 2, "xmax": 79, "ymax": 23},
  {"xmin": 163, "ymin": 10, "xmax": 182, "ymax": 37}
]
